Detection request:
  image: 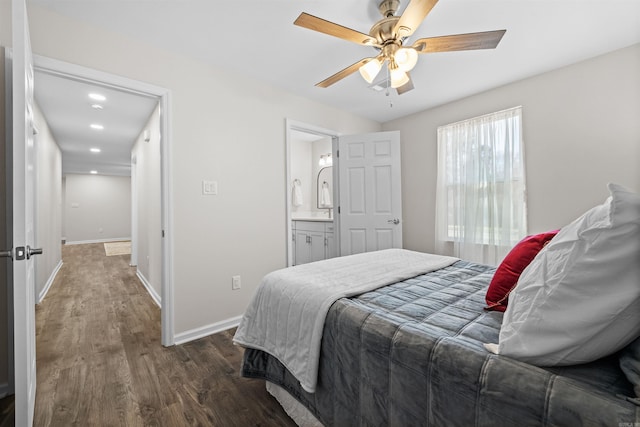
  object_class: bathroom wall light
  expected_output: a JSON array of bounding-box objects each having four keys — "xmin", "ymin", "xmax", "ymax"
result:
[
  {"xmin": 90, "ymin": 123, "xmax": 104, "ymax": 130},
  {"xmin": 90, "ymin": 148, "xmax": 101, "ymax": 153},
  {"xmin": 319, "ymin": 153, "xmax": 333, "ymax": 167},
  {"xmin": 90, "ymin": 170, "xmax": 98, "ymax": 174}
]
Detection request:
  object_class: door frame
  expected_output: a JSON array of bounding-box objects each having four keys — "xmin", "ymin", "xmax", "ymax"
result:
[
  {"xmin": 130, "ymin": 153, "xmax": 138, "ymax": 267},
  {"xmin": 33, "ymin": 55, "xmax": 176, "ymax": 346},
  {"xmin": 8, "ymin": 0, "xmax": 38, "ymax": 419},
  {"xmin": 285, "ymin": 119, "xmax": 339, "ymax": 267},
  {"xmin": 3, "ymin": 45, "xmax": 14, "ymax": 405}
]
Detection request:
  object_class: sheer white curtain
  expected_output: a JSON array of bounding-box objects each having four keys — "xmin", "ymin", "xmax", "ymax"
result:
[{"xmin": 435, "ymin": 106, "xmax": 527, "ymax": 266}]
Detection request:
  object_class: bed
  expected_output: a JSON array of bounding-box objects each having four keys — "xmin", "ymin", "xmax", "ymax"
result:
[{"xmin": 234, "ymin": 184, "xmax": 640, "ymax": 426}]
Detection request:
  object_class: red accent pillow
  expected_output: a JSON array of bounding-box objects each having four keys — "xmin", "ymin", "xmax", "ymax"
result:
[{"xmin": 485, "ymin": 230, "xmax": 559, "ymax": 312}]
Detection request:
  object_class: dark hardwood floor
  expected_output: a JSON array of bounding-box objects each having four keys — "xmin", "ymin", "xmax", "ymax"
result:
[
  {"xmin": 34, "ymin": 243, "xmax": 296, "ymax": 426},
  {"xmin": 0, "ymin": 394, "xmax": 13, "ymax": 426}
]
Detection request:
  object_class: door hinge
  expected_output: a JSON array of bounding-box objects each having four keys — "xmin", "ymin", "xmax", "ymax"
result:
[
  {"xmin": 338, "ymin": 206, "xmax": 341, "ymax": 214},
  {"xmin": 162, "ymin": 230, "xmax": 165, "ymax": 238},
  {"xmin": 336, "ymin": 150, "xmax": 339, "ymax": 158}
]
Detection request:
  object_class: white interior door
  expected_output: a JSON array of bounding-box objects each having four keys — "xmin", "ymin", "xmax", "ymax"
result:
[
  {"xmin": 338, "ymin": 131, "xmax": 402, "ymax": 255},
  {"xmin": 10, "ymin": 0, "xmax": 38, "ymax": 425}
]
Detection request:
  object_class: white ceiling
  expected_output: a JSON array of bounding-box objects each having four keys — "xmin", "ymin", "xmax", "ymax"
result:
[
  {"xmin": 29, "ymin": 0, "xmax": 640, "ymax": 176},
  {"xmin": 34, "ymin": 70, "xmax": 158, "ymax": 176}
]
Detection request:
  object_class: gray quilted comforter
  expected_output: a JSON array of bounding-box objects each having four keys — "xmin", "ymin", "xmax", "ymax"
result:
[{"xmin": 241, "ymin": 261, "xmax": 640, "ymax": 426}]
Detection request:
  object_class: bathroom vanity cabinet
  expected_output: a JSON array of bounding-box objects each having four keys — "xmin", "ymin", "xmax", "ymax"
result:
[{"xmin": 292, "ymin": 220, "xmax": 335, "ymax": 265}]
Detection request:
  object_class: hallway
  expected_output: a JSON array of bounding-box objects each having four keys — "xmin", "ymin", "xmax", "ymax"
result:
[{"xmin": 34, "ymin": 243, "xmax": 295, "ymax": 426}]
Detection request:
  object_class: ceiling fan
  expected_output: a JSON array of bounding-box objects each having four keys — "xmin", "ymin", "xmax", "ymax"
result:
[{"xmin": 294, "ymin": 0, "xmax": 506, "ymax": 94}]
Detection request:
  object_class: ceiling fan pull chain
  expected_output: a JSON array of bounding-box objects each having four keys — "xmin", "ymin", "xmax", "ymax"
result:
[{"xmin": 385, "ymin": 66, "xmax": 393, "ymax": 108}]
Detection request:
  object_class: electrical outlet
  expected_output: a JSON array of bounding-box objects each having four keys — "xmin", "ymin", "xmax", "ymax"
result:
[{"xmin": 232, "ymin": 275, "xmax": 241, "ymax": 290}]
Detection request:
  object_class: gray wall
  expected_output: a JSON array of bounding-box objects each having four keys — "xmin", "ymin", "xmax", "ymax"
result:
[
  {"xmin": 131, "ymin": 104, "xmax": 162, "ymax": 301},
  {"xmin": 7, "ymin": 3, "xmax": 636, "ymax": 342},
  {"xmin": 64, "ymin": 174, "xmax": 131, "ymax": 243},
  {"xmin": 33, "ymin": 103, "xmax": 62, "ymax": 300},
  {"xmin": 18, "ymin": 4, "xmax": 381, "ymax": 338},
  {"xmin": 383, "ymin": 44, "xmax": 640, "ymax": 255}
]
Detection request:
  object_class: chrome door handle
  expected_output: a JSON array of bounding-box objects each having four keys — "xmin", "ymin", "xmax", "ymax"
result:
[
  {"xmin": 26, "ymin": 246, "xmax": 43, "ymax": 259},
  {"xmin": 387, "ymin": 218, "xmax": 400, "ymax": 225}
]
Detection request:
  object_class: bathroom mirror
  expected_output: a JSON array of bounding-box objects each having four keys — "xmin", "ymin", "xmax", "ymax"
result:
[{"xmin": 317, "ymin": 162, "xmax": 333, "ymax": 217}]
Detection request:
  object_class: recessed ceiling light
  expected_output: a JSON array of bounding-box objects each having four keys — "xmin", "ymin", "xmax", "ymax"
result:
[
  {"xmin": 89, "ymin": 93, "xmax": 106, "ymax": 101},
  {"xmin": 90, "ymin": 170, "xmax": 98, "ymax": 174},
  {"xmin": 91, "ymin": 104, "xmax": 104, "ymax": 110},
  {"xmin": 90, "ymin": 148, "xmax": 101, "ymax": 153},
  {"xmin": 90, "ymin": 124, "xmax": 104, "ymax": 130}
]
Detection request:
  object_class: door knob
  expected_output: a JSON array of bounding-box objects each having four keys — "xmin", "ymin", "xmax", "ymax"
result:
[
  {"xmin": 26, "ymin": 246, "xmax": 43, "ymax": 260},
  {"xmin": 387, "ymin": 218, "xmax": 400, "ymax": 225}
]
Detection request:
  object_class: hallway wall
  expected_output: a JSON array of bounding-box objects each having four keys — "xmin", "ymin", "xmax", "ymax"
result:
[
  {"xmin": 64, "ymin": 174, "xmax": 131, "ymax": 244},
  {"xmin": 33, "ymin": 103, "xmax": 63, "ymax": 300},
  {"xmin": 131, "ymin": 104, "xmax": 162, "ymax": 303}
]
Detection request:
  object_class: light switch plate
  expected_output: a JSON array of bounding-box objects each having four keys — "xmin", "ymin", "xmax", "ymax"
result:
[{"xmin": 202, "ymin": 180, "xmax": 218, "ymax": 195}]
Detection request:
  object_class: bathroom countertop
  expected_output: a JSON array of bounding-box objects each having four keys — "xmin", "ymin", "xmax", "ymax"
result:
[{"xmin": 292, "ymin": 216, "xmax": 333, "ymax": 222}]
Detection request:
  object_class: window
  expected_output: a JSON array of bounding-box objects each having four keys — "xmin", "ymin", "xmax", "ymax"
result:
[{"xmin": 435, "ymin": 106, "xmax": 527, "ymax": 265}]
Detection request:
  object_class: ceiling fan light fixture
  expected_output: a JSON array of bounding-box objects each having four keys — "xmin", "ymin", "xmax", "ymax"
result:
[
  {"xmin": 296, "ymin": 1, "xmax": 506, "ymax": 93},
  {"xmin": 359, "ymin": 58, "xmax": 383, "ymax": 84},
  {"xmin": 394, "ymin": 47, "xmax": 418, "ymax": 72},
  {"xmin": 389, "ymin": 65, "xmax": 409, "ymax": 89}
]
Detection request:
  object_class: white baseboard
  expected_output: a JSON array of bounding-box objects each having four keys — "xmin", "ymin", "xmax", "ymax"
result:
[
  {"xmin": 0, "ymin": 382, "xmax": 10, "ymax": 399},
  {"xmin": 174, "ymin": 315, "xmax": 242, "ymax": 345},
  {"xmin": 38, "ymin": 260, "xmax": 63, "ymax": 304},
  {"xmin": 136, "ymin": 271, "xmax": 161, "ymax": 308},
  {"xmin": 65, "ymin": 237, "xmax": 131, "ymax": 245}
]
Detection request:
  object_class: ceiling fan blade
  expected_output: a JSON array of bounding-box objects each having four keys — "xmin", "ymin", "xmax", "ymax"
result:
[
  {"xmin": 412, "ymin": 30, "xmax": 507, "ymax": 53},
  {"xmin": 393, "ymin": 0, "xmax": 439, "ymax": 38},
  {"xmin": 295, "ymin": 12, "xmax": 378, "ymax": 46},
  {"xmin": 316, "ymin": 58, "xmax": 377, "ymax": 88},
  {"xmin": 396, "ymin": 74, "xmax": 415, "ymax": 95}
]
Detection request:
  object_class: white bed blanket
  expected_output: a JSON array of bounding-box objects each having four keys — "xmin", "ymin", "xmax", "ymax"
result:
[{"xmin": 233, "ymin": 248, "xmax": 458, "ymax": 393}]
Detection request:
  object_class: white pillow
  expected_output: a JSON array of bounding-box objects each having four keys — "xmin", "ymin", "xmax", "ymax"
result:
[{"xmin": 491, "ymin": 183, "xmax": 640, "ymax": 366}]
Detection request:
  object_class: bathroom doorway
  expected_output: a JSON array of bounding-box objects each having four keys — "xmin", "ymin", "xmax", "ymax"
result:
[{"xmin": 285, "ymin": 120, "xmax": 339, "ymax": 267}]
